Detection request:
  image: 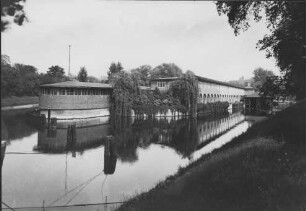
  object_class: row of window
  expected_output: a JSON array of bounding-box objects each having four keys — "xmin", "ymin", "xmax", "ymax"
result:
[
  {"xmin": 157, "ymin": 82, "xmax": 166, "ymax": 87},
  {"xmin": 199, "ymin": 94, "xmax": 241, "ymax": 98},
  {"xmin": 40, "ymin": 88, "xmax": 112, "ymax": 96}
]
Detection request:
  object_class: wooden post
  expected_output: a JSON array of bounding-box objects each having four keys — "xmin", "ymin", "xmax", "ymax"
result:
[
  {"xmin": 1, "ymin": 141, "xmax": 7, "ymax": 168},
  {"xmin": 47, "ymin": 108, "xmax": 51, "ymax": 123}
]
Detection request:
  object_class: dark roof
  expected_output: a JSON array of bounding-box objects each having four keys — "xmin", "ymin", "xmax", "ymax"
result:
[
  {"xmin": 138, "ymin": 86, "xmax": 154, "ymax": 90},
  {"xmin": 195, "ymin": 75, "xmax": 245, "ymax": 90},
  {"xmin": 40, "ymin": 81, "xmax": 113, "ymax": 89},
  {"xmin": 245, "ymin": 92, "xmax": 261, "ymax": 98},
  {"xmin": 150, "ymin": 76, "xmax": 245, "ymax": 89},
  {"xmin": 150, "ymin": 77, "xmax": 179, "ymax": 81}
]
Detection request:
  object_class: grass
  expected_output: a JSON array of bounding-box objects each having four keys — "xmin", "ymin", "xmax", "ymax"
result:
[
  {"xmin": 1, "ymin": 96, "xmax": 39, "ymax": 107},
  {"xmin": 117, "ymin": 100, "xmax": 306, "ymax": 211}
]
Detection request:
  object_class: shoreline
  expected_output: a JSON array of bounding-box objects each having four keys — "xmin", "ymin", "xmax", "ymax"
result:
[
  {"xmin": 117, "ymin": 100, "xmax": 306, "ymax": 211},
  {"xmin": 1, "ymin": 104, "xmax": 39, "ymax": 111}
]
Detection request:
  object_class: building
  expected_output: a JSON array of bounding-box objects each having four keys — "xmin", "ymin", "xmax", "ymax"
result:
[
  {"xmin": 150, "ymin": 77, "xmax": 179, "ymax": 92},
  {"xmin": 150, "ymin": 75, "xmax": 246, "ymax": 104},
  {"xmin": 39, "ymin": 81, "xmax": 113, "ymax": 119},
  {"xmin": 244, "ymin": 82, "xmax": 256, "ymax": 96},
  {"xmin": 244, "ymin": 92, "xmax": 272, "ymax": 115}
]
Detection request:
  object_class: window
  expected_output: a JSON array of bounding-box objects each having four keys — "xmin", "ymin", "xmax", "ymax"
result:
[
  {"xmin": 67, "ymin": 89, "xmax": 74, "ymax": 95},
  {"xmin": 75, "ymin": 89, "xmax": 81, "ymax": 95},
  {"xmin": 157, "ymin": 82, "xmax": 165, "ymax": 87},
  {"xmin": 60, "ymin": 89, "xmax": 66, "ymax": 95},
  {"xmin": 51, "ymin": 89, "xmax": 57, "ymax": 95}
]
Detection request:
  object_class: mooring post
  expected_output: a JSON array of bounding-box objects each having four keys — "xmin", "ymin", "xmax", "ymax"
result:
[
  {"xmin": 47, "ymin": 107, "xmax": 51, "ymax": 123},
  {"xmin": 40, "ymin": 114, "xmax": 46, "ymax": 127},
  {"xmin": 1, "ymin": 141, "xmax": 7, "ymax": 168},
  {"xmin": 71, "ymin": 122, "xmax": 76, "ymax": 142}
]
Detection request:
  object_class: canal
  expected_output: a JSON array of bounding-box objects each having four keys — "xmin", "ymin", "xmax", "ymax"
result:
[{"xmin": 1, "ymin": 110, "xmax": 259, "ymax": 210}]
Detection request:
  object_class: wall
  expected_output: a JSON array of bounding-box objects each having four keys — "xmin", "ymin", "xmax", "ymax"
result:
[{"xmin": 39, "ymin": 95, "xmax": 110, "ymax": 110}]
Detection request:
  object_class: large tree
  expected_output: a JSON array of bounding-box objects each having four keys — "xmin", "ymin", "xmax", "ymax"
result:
[
  {"xmin": 252, "ymin": 67, "xmax": 275, "ymax": 89},
  {"xmin": 40, "ymin": 65, "xmax": 68, "ymax": 84},
  {"xmin": 131, "ymin": 65, "xmax": 152, "ymax": 86},
  {"xmin": 216, "ymin": 1, "xmax": 306, "ymax": 99},
  {"xmin": 150, "ymin": 63, "xmax": 183, "ymax": 80},
  {"xmin": 1, "ymin": 0, "xmax": 27, "ymax": 32},
  {"xmin": 77, "ymin": 66, "xmax": 88, "ymax": 82},
  {"xmin": 107, "ymin": 62, "xmax": 123, "ymax": 82}
]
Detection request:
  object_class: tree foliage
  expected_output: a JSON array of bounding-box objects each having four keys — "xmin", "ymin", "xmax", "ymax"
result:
[
  {"xmin": 170, "ymin": 71, "xmax": 199, "ymax": 116},
  {"xmin": 40, "ymin": 65, "xmax": 68, "ymax": 84},
  {"xmin": 1, "ymin": 0, "xmax": 27, "ymax": 32},
  {"xmin": 1, "ymin": 55, "xmax": 40, "ymax": 97},
  {"xmin": 150, "ymin": 63, "xmax": 183, "ymax": 80},
  {"xmin": 252, "ymin": 67, "xmax": 275, "ymax": 89},
  {"xmin": 77, "ymin": 66, "xmax": 88, "ymax": 82},
  {"xmin": 1, "ymin": 55, "xmax": 70, "ymax": 97},
  {"xmin": 110, "ymin": 71, "xmax": 138, "ymax": 117},
  {"xmin": 259, "ymin": 76, "xmax": 288, "ymax": 100},
  {"xmin": 107, "ymin": 62, "xmax": 123, "ymax": 83},
  {"xmin": 216, "ymin": 1, "xmax": 306, "ymax": 99},
  {"xmin": 130, "ymin": 65, "xmax": 151, "ymax": 86}
]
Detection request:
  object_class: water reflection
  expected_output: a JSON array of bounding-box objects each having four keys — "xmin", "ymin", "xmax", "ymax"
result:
[{"xmin": 2, "ymin": 110, "xmax": 253, "ymax": 210}]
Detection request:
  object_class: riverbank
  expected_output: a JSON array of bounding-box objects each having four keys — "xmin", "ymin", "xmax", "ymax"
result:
[
  {"xmin": 118, "ymin": 100, "xmax": 306, "ymax": 211},
  {"xmin": 1, "ymin": 96, "xmax": 38, "ymax": 107}
]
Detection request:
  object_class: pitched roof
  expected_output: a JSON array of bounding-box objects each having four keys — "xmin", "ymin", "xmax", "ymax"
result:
[
  {"xmin": 150, "ymin": 76, "xmax": 245, "ymax": 89},
  {"xmin": 40, "ymin": 81, "xmax": 113, "ymax": 89},
  {"xmin": 245, "ymin": 92, "xmax": 261, "ymax": 98},
  {"xmin": 195, "ymin": 75, "xmax": 245, "ymax": 90}
]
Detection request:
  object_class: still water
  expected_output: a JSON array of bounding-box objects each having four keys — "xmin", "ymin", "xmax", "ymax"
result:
[{"xmin": 1, "ymin": 110, "xmax": 256, "ymax": 210}]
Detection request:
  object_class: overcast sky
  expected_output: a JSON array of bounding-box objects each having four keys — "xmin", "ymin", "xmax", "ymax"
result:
[{"xmin": 2, "ymin": 0, "xmax": 279, "ymax": 81}]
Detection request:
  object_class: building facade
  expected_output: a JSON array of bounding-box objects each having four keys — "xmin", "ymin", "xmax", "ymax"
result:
[
  {"xmin": 39, "ymin": 81, "xmax": 113, "ymax": 119},
  {"xmin": 150, "ymin": 75, "xmax": 248, "ymax": 104}
]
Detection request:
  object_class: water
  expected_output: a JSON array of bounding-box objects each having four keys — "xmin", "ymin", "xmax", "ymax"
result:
[{"xmin": 1, "ymin": 110, "xmax": 256, "ymax": 210}]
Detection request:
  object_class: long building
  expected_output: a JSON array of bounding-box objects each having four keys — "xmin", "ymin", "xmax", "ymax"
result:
[{"xmin": 150, "ymin": 75, "xmax": 254, "ymax": 104}]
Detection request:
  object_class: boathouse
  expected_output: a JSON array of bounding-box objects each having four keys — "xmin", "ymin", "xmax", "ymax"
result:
[
  {"xmin": 39, "ymin": 81, "xmax": 113, "ymax": 119},
  {"xmin": 244, "ymin": 92, "xmax": 272, "ymax": 115}
]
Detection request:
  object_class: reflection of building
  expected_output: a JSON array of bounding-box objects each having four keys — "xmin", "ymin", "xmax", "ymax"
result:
[
  {"xmin": 39, "ymin": 81, "xmax": 113, "ymax": 119},
  {"xmin": 36, "ymin": 123, "xmax": 109, "ymax": 153},
  {"xmin": 197, "ymin": 112, "xmax": 245, "ymax": 146}
]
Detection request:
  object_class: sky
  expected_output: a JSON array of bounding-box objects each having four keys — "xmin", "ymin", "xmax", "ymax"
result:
[{"xmin": 2, "ymin": 0, "xmax": 279, "ymax": 81}]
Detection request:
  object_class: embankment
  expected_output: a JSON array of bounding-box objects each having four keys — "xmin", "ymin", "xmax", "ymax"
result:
[{"xmin": 118, "ymin": 100, "xmax": 306, "ymax": 211}]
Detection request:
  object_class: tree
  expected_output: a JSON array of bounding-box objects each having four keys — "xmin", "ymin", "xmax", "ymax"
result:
[
  {"xmin": 1, "ymin": 58, "xmax": 40, "ymax": 97},
  {"xmin": 252, "ymin": 67, "xmax": 275, "ymax": 89},
  {"xmin": 150, "ymin": 63, "xmax": 183, "ymax": 80},
  {"xmin": 170, "ymin": 72, "xmax": 198, "ymax": 116},
  {"xmin": 1, "ymin": 0, "xmax": 27, "ymax": 32},
  {"xmin": 110, "ymin": 71, "xmax": 138, "ymax": 117},
  {"xmin": 47, "ymin": 65, "xmax": 65, "ymax": 78},
  {"xmin": 216, "ymin": 2, "xmax": 306, "ymax": 99},
  {"xmin": 131, "ymin": 65, "xmax": 152, "ymax": 86},
  {"xmin": 40, "ymin": 65, "xmax": 68, "ymax": 84},
  {"xmin": 107, "ymin": 62, "xmax": 123, "ymax": 82},
  {"xmin": 88, "ymin": 76, "xmax": 100, "ymax": 83},
  {"xmin": 77, "ymin": 66, "xmax": 88, "ymax": 82}
]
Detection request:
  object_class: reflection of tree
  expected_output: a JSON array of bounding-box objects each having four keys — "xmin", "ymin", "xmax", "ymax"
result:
[
  {"xmin": 110, "ymin": 116, "xmax": 201, "ymax": 160},
  {"xmin": 2, "ymin": 110, "xmax": 37, "ymax": 143},
  {"xmin": 109, "ymin": 116, "xmax": 139, "ymax": 163}
]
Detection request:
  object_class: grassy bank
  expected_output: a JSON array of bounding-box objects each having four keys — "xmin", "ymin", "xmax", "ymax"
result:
[
  {"xmin": 1, "ymin": 96, "xmax": 39, "ymax": 107},
  {"xmin": 118, "ymin": 100, "xmax": 306, "ymax": 211}
]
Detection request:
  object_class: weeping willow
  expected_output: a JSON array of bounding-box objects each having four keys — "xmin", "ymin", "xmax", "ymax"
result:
[
  {"xmin": 109, "ymin": 71, "xmax": 138, "ymax": 118},
  {"xmin": 170, "ymin": 73, "xmax": 199, "ymax": 117}
]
